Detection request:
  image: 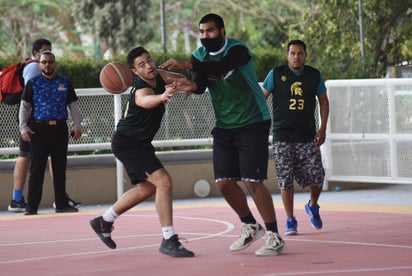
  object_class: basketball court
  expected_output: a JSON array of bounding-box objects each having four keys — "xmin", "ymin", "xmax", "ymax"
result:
[{"xmin": 1, "ymin": 185, "xmax": 412, "ymax": 276}]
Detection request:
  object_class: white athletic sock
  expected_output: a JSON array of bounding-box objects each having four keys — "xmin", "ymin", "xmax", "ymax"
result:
[
  {"xmin": 162, "ymin": 226, "xmax": 175, "ymax": 240},
  {"xmin": 102, "ymin": 207, "xmax": 119, "ymax": 223}
]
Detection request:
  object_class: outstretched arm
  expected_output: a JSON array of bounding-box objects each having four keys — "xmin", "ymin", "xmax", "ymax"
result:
[
  {"xmin": 157, "ymin": 69, "xmax": 186, "ymax": 84},
  {"xmin": 135, "ymin": 82, "xmax": 181, "ymax": 109},
  {"xmin": 159, "ymin": 45, "xmax": 250, "ymax": 75}
]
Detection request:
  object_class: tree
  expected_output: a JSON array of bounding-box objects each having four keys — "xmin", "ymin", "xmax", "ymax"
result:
[
  {"xmin": 0, "ymin": 0, "xmax": 77, "ymax": 58},
  {"xmin": 72, "ymin": 0, "xmax": 153, "ymax": 58},
  {"xmin": 146, "ymin": 0, "xmax": 304, "ymax": 55},
  {"xmin": 289, "ymin": 0, "xmax": 412, "ymax": 79}
]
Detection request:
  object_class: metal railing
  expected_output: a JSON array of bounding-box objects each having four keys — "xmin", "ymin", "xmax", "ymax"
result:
[
  {"xmin": 324, "ymin": 78, "xmax": 412, "ymax": 185},
  {"xmin": 2, "ymin": 78, "xmax": 411, "ymax": 197},
  {"xmin": 0, "ymin": 88, "xmax": 217, "ymax": 155}
]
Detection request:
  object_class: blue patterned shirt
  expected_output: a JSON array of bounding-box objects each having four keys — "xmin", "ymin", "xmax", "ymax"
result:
[{"xmin": 22, "ymin": 75, "xmax": 78, "ymax": 120}]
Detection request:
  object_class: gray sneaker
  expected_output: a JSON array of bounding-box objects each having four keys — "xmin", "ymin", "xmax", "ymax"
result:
[
  {"xmin": 230, "ymin": 222, "xmax": 265, "ymax": 252},
  {"xmin": 255, "ymin": 231, "xmax": 286, "ymax": 256}
]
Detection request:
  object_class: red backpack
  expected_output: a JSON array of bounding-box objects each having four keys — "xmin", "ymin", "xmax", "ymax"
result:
[{"xmin": 0, "ymin": 59, "xmax": 37, "ymax": 105}]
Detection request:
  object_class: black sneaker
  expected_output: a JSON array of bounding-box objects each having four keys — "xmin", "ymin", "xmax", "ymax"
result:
[
  {"xmin": 159, "ymin": 234, "xmax": 195, "ymax": 257},
  {"xmin": 24, "ymin": 208, "xmax": 38, "ymax": 215},
  {"xmin": 67, "ymin": 196, "xmax": 81, "ymax": 208},
  {"xmin": 53, "ymin": 194, "xmax": 81, "ymax": 209},
  {"xmin": 89, "ymin": 216, "xmax": 116, "ymax": 249},
  {"xmin": 8, "ymin": 198, "xmax": 28, "ymax": 212},
  {"xmin": 55, "ymin": 206, "xmax": 79, "ymax": 213}
]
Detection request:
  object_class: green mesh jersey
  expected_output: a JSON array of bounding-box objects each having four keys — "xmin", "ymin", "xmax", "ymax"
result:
[
  {"xmin": 115, "ymin": 75, "xmax": 165, "ymax": 141},
  {"xmin": 192, "ymin": 39, "xmax": 270, "ymax": 129},
  {"xmin": 272, "ymin": 65, "xmax": 320, "ymax": 142}
]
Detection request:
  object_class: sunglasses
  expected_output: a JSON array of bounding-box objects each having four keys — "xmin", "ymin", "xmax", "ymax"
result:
[{"xmin": 40, "ymin": 60, "xmax": 55, "ymax": 65}]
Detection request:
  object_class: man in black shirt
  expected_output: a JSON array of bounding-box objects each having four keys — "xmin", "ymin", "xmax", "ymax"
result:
[{"xmin": 89, "ymin": 47, "xmax": 194, "ymax": 258}]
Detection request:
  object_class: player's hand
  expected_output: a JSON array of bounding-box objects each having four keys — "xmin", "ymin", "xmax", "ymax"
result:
[
  {"xmin": 314, "ymin": 129, "xmax": 326, "ymax": 147},
  {"xmin": 21, "ymin": 130, "xmax": 34, "ymax": 142},
  {"xmin": 71, "ymin": 129, "xmax": 82, "ymax": 140},
  {"xmin": 162, "ymin": 82, "xmax": 179, "ymax": 102},
  {"xmin": 174, "ymin": 78, "xmax": 197, "ymax": 99}
]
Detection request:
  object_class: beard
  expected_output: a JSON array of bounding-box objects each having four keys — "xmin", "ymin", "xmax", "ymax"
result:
[
  {"xmin": 42, "ymin": 68, "xmax": 55, "ymax": 76},
  {"xmin": 200, "ymin": 35, "xmax": 224, "ymax": 52}
]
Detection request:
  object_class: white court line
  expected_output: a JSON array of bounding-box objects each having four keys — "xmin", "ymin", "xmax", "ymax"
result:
[
  {"xmin": 284, "ymin": 237, "xmax": 412, "ymax": 249},
  {"xmin": 2, "ymin": 214, "xmax": 411, "ymax": 276},
  {"xmin": 0, "ymin": 233, "xmax": 209, "ymax": 247},
  {"xmin": 260, "ymin": 266, "xmax": 412, "ymax": 275},
  {"xmin": 0, "ymin": 215, "xmax": 234, "ymax": 265},
  {"xmin": 124, "ymin": 214, "xmax": 235, "ymax": 241}
]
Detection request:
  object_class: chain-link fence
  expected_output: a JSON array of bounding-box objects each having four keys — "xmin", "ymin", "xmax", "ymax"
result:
[
  {"xmin": 0, "ymin": 88, "xmax": 275, "ymax": 156},
  {"xmin": 0, "ymin": 89, "xmax": 206, "ymax": 154},
  {"xmin": 3, "ymin": 79, "xmax": 412, "ymax": 186}
]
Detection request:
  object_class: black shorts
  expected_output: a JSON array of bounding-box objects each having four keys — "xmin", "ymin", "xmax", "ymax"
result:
[
  {"xmin": 111, "ymin": 133, "xmax": 163, "ymax": 184},
  {"xmin": 19, "ymin": 136, "xmax": 31, "ymax": 157},
  {"xmin": 212, "ymin": 120, "xmax": 271, "ymax": 182}
]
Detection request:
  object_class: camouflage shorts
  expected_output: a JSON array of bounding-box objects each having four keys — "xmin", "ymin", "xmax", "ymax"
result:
[{"xmin": 272, "ymin": 141, "xmax": 325, "ymax": 189}]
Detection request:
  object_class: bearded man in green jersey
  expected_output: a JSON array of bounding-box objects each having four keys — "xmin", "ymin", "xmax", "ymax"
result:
[{"xmin": 161, "ymin": 13, "xmax": 285, "ymax": 257}]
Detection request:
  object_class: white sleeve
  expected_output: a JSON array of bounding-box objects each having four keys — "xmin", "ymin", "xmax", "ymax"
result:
[
  {"xmin": 68, "ymin": 101, "xmax": 82, "ymax": 130},
  {"xmin": 19, "ymin": 100, "xmax": 32, "ymax": 134}
]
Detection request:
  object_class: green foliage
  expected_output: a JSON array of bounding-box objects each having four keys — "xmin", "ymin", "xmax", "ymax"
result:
[
  {"xmin": 0, "ymin": 56, "xmax": 22, "ymax": 68},
  {"xmin": 0, "ymin": 50, "xmax": 288, "ymax": 88},
  {"xmin": 0, "ymin": 0, "xmax": 76, "ymax": 58},
  {"xmin": 289, "ymin": 0, "xmax": 412, "ymax": 79},
  {"xmin": 253, "ymin": 47, "xmax": 286, "ymax": 82},
  {"xmin": 0, "ymin": 154, "xmax": 17, "ymax": 160},
  {"xmin": 1, "ymin": 0, "xmax": 411, "ymax": 80},
  {"xmin": 147, "ymin": 0, "xmax": 302, "ymax": 54},
  {"xmin": 56, "ymin": 58, "xmax": 107, "ymax": 88},
  {"xmin": 72, "ymin": 0, "xmax": 154, "ymax": 56}
]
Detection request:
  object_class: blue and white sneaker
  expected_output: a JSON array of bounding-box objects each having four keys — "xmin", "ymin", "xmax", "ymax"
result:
[
  {"xmin": 285, "ymin": 217, "xmax": 298, "ymax": 235},
  {"xmin": 305, "ymin": 201, "xmax": 323, "ymax": 229}
]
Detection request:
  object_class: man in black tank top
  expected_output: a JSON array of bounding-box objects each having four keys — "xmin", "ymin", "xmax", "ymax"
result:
[
  {"xmin": 262, "ymin": 40, "xmax": 330, "ymax": 236},
  {"xmin": 89, "ymin": 47, "xmax": 194, "ymax": 257}
]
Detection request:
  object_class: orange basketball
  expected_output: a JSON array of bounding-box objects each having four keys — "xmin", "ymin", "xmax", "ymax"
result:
[{"xmin": 99, "ymin": 62, "xmax": 133, "ymax": 94}]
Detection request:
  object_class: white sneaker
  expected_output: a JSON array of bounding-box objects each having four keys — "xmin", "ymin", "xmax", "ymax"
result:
[
  {"xmin": 255, "ymin": 231, "xmax": 286, "ymax": 256},
  {"xmin": 230, "ymin": 222, "xmax": 265, "ymax": 252}
]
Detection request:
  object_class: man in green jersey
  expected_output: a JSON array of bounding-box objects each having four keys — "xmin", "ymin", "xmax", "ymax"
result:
[
  {"xmin": 262, "ymin": 40, "xmax": 330, "ymax": 236},
  {"xmin": 160, "ymin": 13, "xmax": 285, "ymax": 257}
]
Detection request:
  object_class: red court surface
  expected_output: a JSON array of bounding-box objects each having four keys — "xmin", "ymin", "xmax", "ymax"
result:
[{"xmin": 1, "ymin": 189, "xmax": 412, "ymax": 276}]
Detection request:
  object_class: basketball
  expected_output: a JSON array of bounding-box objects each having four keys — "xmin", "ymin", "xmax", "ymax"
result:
[{"xmin": 99, "ymin": 62, "xmax": 133, "ymax": 94}]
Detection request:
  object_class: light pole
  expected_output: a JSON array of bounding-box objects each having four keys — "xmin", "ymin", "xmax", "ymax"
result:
[
  {"xmin": 160, "ymin": 0, "xmax": 167, "ymax": 55},
  {"xmin": 358, "ymin": 0, "xmax": 365, "ymax": 74}
]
